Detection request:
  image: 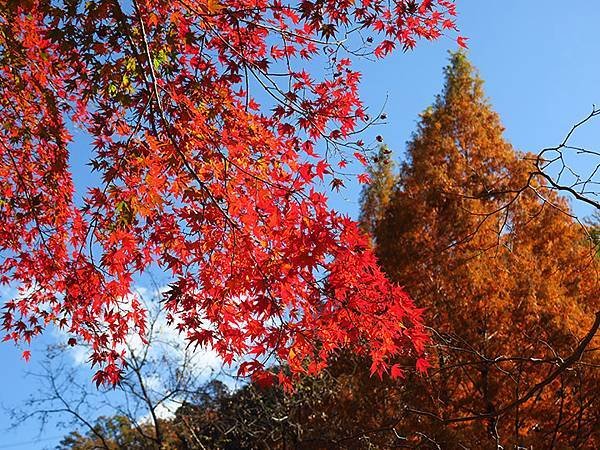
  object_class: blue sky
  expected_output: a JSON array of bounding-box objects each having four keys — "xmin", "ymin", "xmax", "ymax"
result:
[{"xmin": 1, "ymin": 2, "xmax": 600, "ymax": 449}]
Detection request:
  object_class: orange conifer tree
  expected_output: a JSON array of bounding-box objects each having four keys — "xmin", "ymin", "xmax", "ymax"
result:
[{"xmin": 371, "ymin": 51, "xmax": 600, "ymax": 447}]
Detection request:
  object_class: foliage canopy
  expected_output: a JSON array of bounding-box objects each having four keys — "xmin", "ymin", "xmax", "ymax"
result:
[{"xmin": 0, "ymin": 0, "xmax": 461, "ymax": 385}]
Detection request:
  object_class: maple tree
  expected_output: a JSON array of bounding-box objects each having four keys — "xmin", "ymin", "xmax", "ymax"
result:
[{"xmin": 0, "ymin": 0, "xmax": 461, "ymax": 385}]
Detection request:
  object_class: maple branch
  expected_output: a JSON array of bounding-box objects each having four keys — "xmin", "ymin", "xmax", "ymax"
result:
[
  {"xmin": 406, "ymin": 311, "xmax": 600, "ymax": 424},
  {"xmin": 131, "ymin": 0, "xmax": 240, "ymax": 233},
  {"xmin": 534, "ymin": 170, "xmax": 600, "ymax": 210},
  {"xmin": 533, "ymin": 106, "xmax": 600, "ymax": 211}
]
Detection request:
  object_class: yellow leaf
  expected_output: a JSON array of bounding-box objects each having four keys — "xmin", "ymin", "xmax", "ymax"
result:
[{"xmin": 206, "ymin": 0, "xmax": 222, "ymax": 13}]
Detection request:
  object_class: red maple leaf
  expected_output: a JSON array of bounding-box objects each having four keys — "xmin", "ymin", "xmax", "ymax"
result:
[{"xmin": 0, "ymin": 0, "xmax": 458, "ymax": 387}]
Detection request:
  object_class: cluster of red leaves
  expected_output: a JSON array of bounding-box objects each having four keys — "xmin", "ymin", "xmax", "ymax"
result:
[{"xmin": 0, "ymin": 0, "xmax": 458, "ymax": 386}]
